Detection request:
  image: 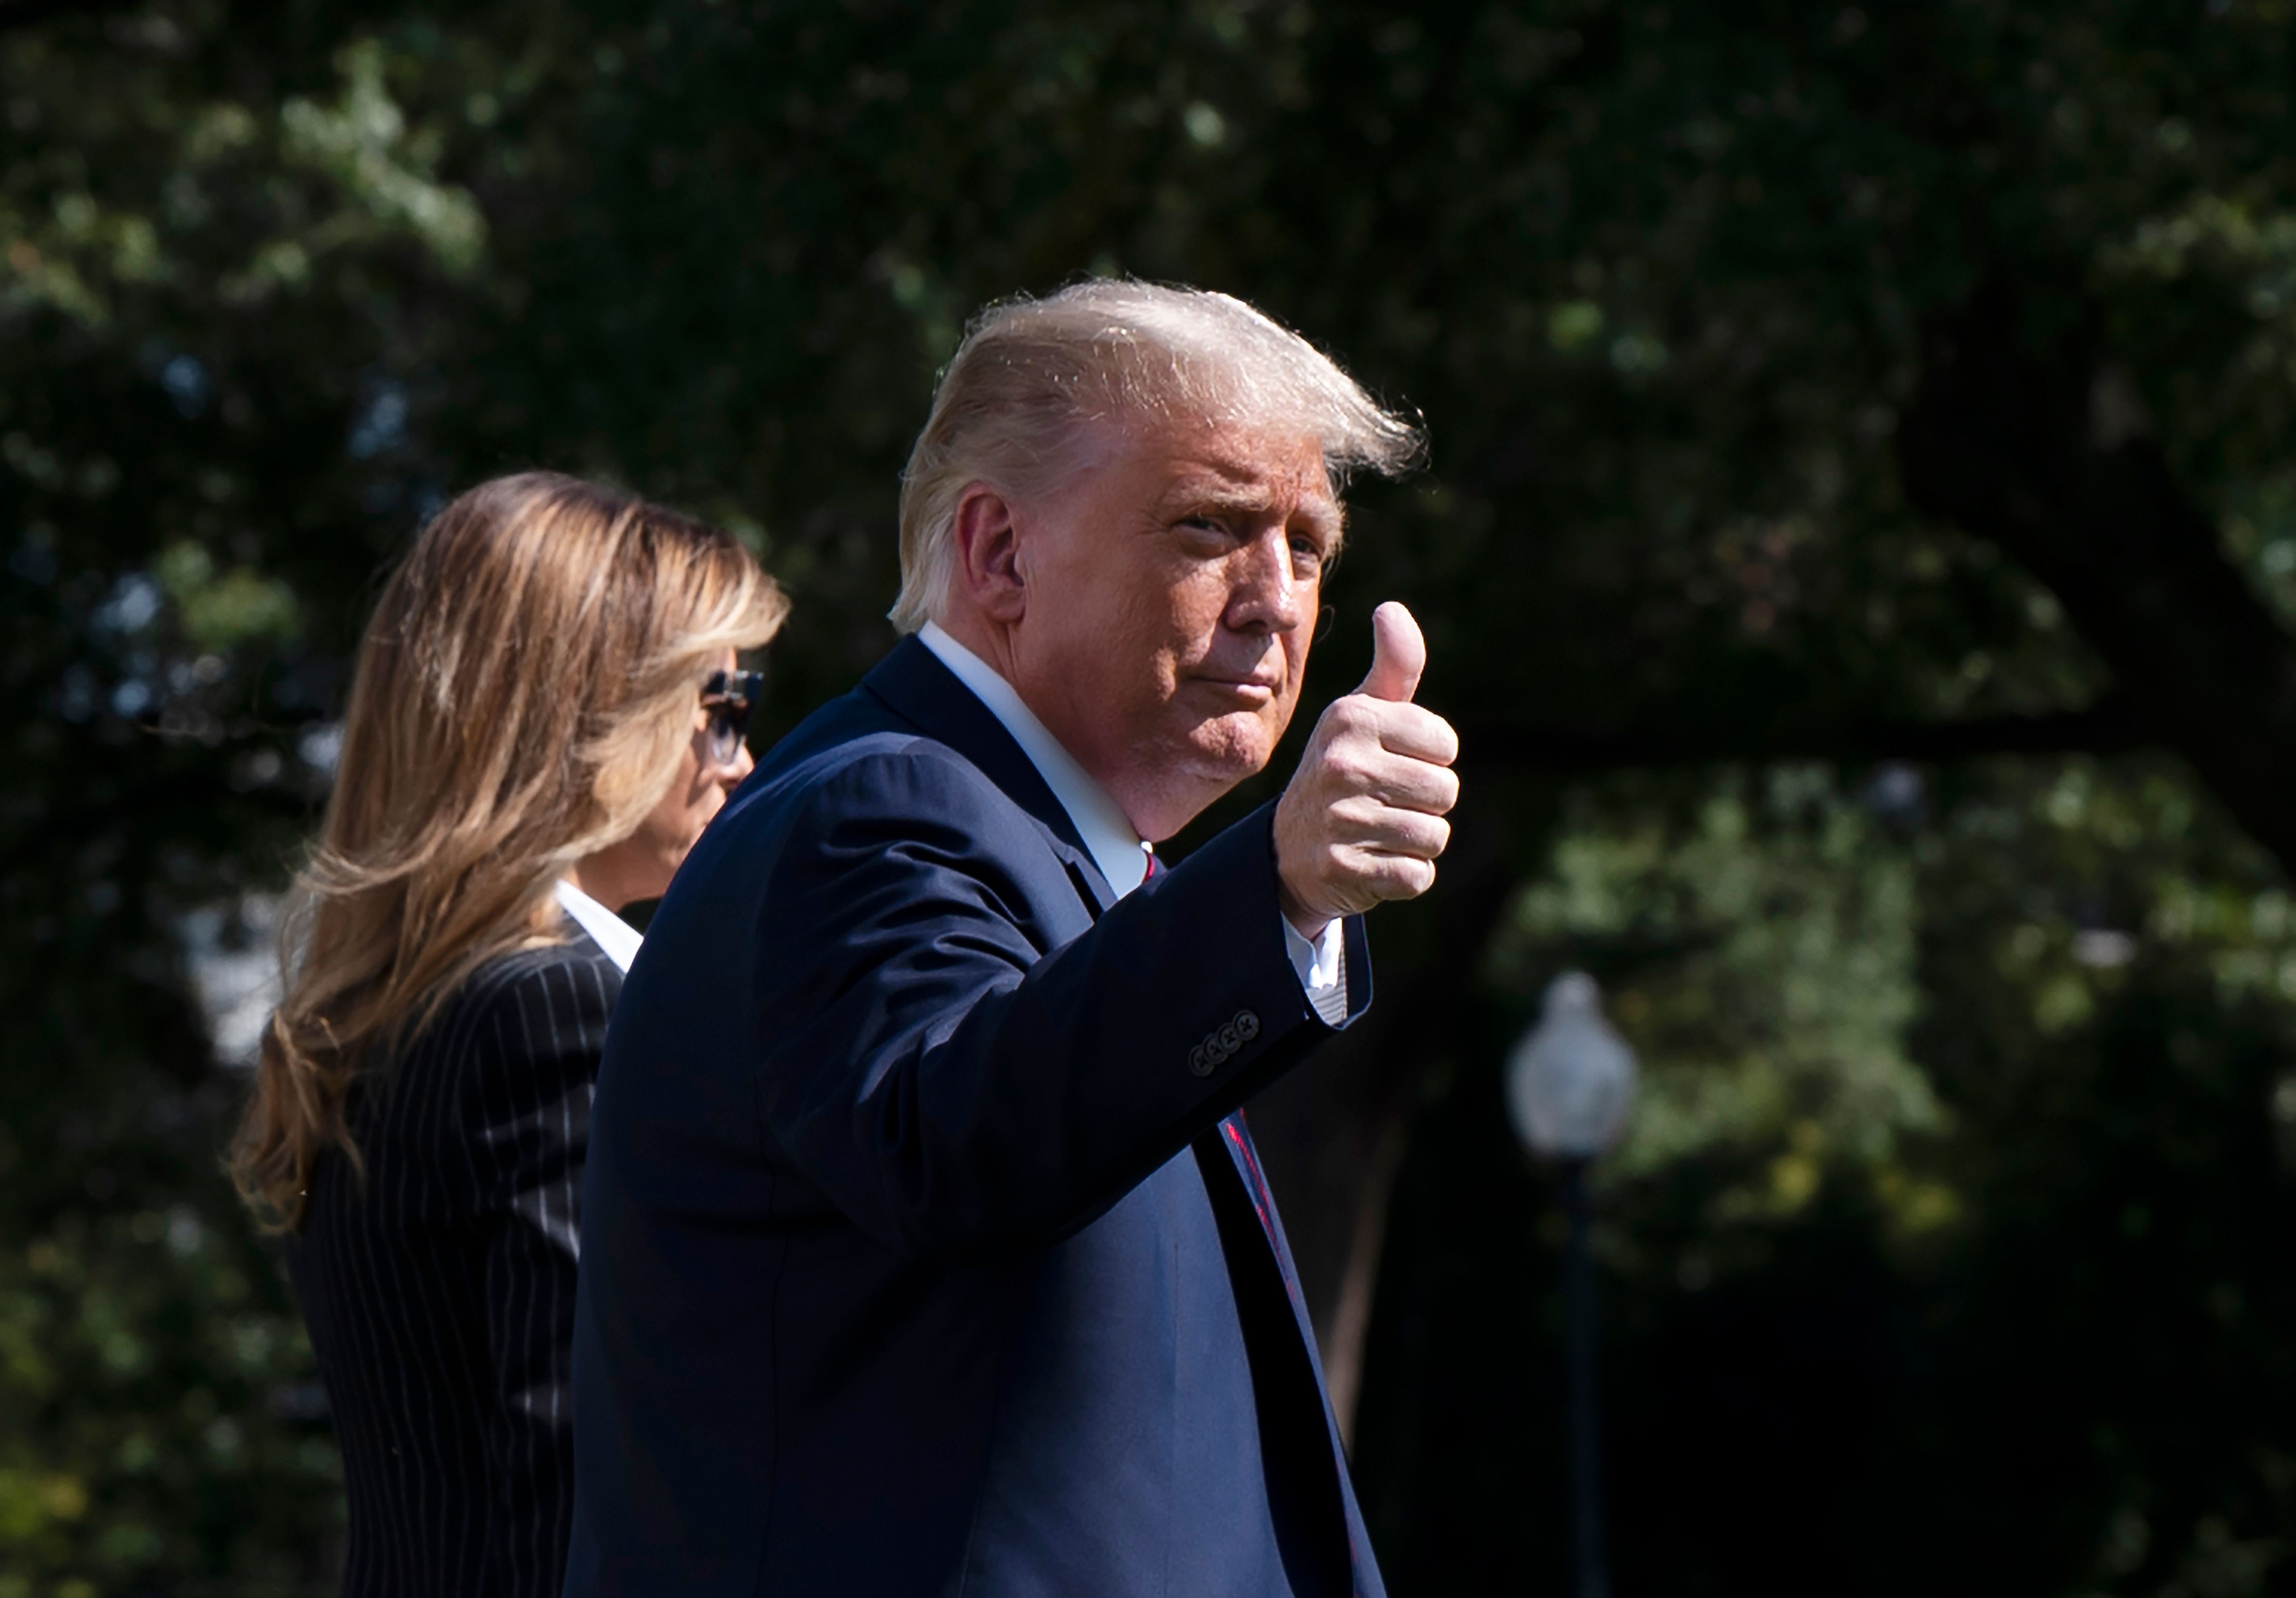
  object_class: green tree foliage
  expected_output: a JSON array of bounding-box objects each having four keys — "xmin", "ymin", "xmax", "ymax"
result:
[
  {"xmin": 1493, "ymin": 770, "xmax": 1939, "ymax": 1219},
  {"xmin": 7, "ymin": 0, "xmax": 2296, "ymax": 1591}
]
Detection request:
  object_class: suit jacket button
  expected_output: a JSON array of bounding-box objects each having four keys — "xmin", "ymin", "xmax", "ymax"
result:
[
  {"xmin": 1234, "ymin": 1009, "xmax": 1260, "ymax": 1041},
  {"xmin": 1189, "ymin": 1043, "xmax": 1213, "ymax": 1077}
]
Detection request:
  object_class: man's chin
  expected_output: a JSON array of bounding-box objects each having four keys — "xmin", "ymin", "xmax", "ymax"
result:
[
  {"xmin": 1130, "ymin": 726, "xmax": 1278, "ymax": 841},
  {"xmin": 1180, "ymin": 717, "xmax": 1279, "ymax": 784}
]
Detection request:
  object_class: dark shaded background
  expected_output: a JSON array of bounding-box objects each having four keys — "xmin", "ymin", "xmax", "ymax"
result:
[{"xmin": 7, "ymin": 0, "xmax": 2296, "ymax": 1592}]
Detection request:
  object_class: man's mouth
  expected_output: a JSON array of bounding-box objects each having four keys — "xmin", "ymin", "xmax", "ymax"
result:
[{"xmin": 1192, "ymin": 674, "xmax": 1281, "ymax": 706}]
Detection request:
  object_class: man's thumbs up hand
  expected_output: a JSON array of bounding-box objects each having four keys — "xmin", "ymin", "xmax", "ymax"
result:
[
  {"xmin": 1274, "ymin": 603, "xmax": 1461, "ymax": 937},
  {"xmin": 1359, "ymin": 600, "xmax": 1426, "ymax": 703}
]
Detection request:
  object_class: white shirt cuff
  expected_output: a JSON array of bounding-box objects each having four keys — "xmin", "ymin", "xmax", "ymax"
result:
[{"xmin": 1282, "ymin": 915, "xmax": 1350, "ymax": 1027}]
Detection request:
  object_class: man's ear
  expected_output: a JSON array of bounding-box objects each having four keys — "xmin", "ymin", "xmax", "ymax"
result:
[{"xmin": 949, "ymin": 483, "xmax": 1028, "ymax": 624}]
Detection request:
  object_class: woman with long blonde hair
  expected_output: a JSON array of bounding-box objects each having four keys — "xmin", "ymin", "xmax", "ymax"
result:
[{"xmin": 232, "ymin": 471, "xmax": 787, "ymax": 1598}]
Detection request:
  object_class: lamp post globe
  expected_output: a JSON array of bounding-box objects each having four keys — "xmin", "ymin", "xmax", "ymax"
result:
[
  {"xmin": 1506, "ymin": 971, "xmax": 1637, "ymax": 1598},
  {"xmin": 1506, "ymin": 970, "xmax": 1638, "ymax": 1161}
]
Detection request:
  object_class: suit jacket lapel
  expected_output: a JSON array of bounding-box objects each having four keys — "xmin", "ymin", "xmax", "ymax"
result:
[
  {"xmin": 1214, "ymin": 1113, "xmax": 1297, "ymax": 1297},
  {"xmin": 1194, "ymin": 1111, "xmax": 1361, "ymax": 1592},
  {"xmin": 858, "ymin": 636, "xmax": 1119, "ymax": 917}
]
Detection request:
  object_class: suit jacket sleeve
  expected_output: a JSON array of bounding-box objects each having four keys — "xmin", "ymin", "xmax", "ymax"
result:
[
  {"xmin": 752, "ymin": 745, "xmax": 1369, "ymax": 1260},
  {"xmin": 459, "ymin": 949, "xmax": 616, "ymax": 1598}
]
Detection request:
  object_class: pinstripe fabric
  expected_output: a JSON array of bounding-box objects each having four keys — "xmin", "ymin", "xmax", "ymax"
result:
[{"xmin": 288, "ymin": 935, "xmax": 620, "ymax": 1598}]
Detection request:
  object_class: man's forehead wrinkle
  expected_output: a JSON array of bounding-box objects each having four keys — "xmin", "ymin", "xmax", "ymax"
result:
[
  {"xmin": 1162, "ymin": 477, "xmax": 1276, "ymax": 515},
  {"xmin": 1158, "ymin": 472, "xmax": 1341, "ymax": 527}
]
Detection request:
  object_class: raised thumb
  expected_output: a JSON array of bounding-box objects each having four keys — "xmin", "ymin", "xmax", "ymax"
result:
[{"xmin": 1357, "ymin": 601, "xmax": 1425, "ymax": 703}]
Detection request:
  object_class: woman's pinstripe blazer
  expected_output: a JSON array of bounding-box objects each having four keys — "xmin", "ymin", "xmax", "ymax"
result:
[{"xmin": 288, "ymin": 934, "xmax": 621, "ymax": 1598}]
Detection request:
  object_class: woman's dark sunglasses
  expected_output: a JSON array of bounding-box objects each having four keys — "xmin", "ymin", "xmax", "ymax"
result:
[{"xmin": 700, "ymin": 669, "xmax": 764, "ymax": 768}]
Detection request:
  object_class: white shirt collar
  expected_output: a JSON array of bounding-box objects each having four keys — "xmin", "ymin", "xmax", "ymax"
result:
[
  {"xmin": 553, "ymin": 879, "xmax": 644, "ymax": 973},
  {"xmin": 917, "ymin": 622, "xmax": 1152, "ymax": 897}
]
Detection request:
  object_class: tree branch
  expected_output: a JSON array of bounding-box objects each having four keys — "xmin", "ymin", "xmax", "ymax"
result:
[
  {"xmin": 1459, "ymin": 701, "xmax": 2148, "ymax": 779},
  {"xmin": 0, "ymin": 774, "xmax": 316, "ymax": 882},
  {"xmin": 1900, "ymin": 280, "xmax": 2296, "ymax": 879},
  {"xmin": 0, "ymin": 0, "xmax": 144, "ymax": 34}
]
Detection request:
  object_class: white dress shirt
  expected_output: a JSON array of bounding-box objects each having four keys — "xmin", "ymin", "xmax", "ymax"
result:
[
  {"xmin": 554, "ymin": 879, "xmax": 643, "ymax": 974},
  {"xmin": 918, "ymin": 622, "xmax": 1348, "ymax": 1025}
]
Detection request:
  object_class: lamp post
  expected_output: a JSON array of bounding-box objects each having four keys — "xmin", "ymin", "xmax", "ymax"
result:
[{"xmin": 1506, "ymin": 972, "xmax": 1638, "ymax": 1598}]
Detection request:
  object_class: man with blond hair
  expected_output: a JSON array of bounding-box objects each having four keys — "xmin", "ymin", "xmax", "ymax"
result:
[{"xmin": 567, "ymin": 282, "xmax": 1459, "ymax": 1596}]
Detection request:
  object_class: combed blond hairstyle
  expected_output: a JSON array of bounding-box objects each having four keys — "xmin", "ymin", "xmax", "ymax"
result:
[
  {"xmin": 889, "ymin": 280, "xmax": 1424, "ymax": 633},
  {"xmin": 231, "ymin": 472, "xmax": 788, "ymax": 1229}
]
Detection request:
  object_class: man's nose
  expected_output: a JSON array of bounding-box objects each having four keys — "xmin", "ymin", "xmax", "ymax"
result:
[
  {"xmin": 725, "ymin": 743, "xmax": 756, "ymax": 788},
  {"xmin": 1226, "ymin": 531, "xmax": 1306, "ymax": 634}
]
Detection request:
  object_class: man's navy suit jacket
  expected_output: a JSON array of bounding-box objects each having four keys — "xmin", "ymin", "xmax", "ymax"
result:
[{"xmin": 565, "ymin": 636, "xmax": 1386, "ymax": 1597}]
